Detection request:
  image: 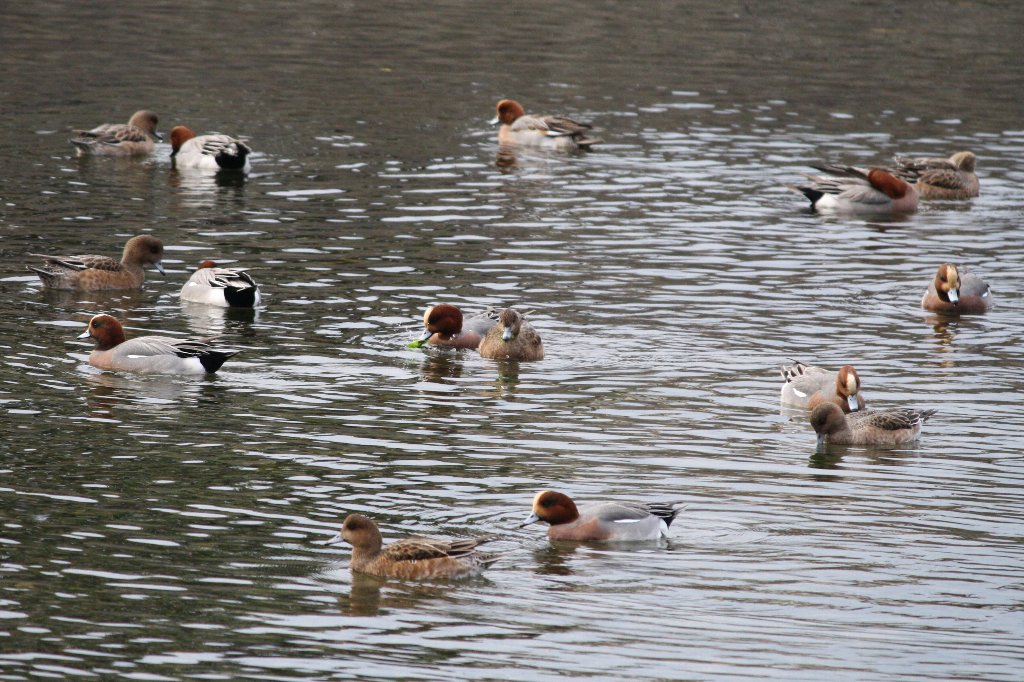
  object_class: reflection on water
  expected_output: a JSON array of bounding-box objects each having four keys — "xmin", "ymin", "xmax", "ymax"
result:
[{"xmin": 1, "ymin": 0, "xmax": 1023, "ymax": 680}]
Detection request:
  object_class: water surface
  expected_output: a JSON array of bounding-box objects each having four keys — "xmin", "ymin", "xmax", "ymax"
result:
[{"xmin": 1, "ymin": 2, "xmax": 1023, "ymax": 680}]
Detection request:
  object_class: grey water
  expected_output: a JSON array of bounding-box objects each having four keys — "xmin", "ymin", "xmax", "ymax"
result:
[{"xmin": 1, "ymin": 1, "xmax": 1023, "ymax": 679}]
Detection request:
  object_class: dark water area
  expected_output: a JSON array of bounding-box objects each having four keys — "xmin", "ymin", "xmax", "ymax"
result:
[{"xmin": 1, "ymin": 1, "xmax": 1022, "ymax": 679}]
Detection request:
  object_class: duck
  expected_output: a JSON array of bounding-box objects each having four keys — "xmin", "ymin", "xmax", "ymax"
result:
[
  {"xmin": 170, "ymin": 126, "xmax": 252, "ymax": 173},
  {"xmin": 78, "ymin": 314, "xmax": 237, "ymax": 374},
  {"xmin": 790, "ymin": 165, "xmax": 918, "ymax": 213},
  {"xmin": 491, "ymin": 99, "xmax": 601, "ymax": 151},
  {"xmin": 325, "ymin": 513, "xmax": 500, "ymax": 580},
  {"xmin": 70, "ymin": 110, "xmax": 161, "ymax": 156},
  {"xmin": 28, "ymin": 235, "xmax": 165, "ymax": 290},
  {"xmin": 893, "ymin": 151, "xmax": 979, "ymax": 199},
  {"xmin": 180, "ymin": 260, "xmax": 261, "ymax": 307},
  {"xmin": 921, "ymin": 263, "xmax": 992, "ymax": 315},
  {"xmin": 408, "ymin": 304, "xmax": 499, "ymax": 349},
  {"xmin": 523, "ymin": 491, "xmax": 685, "ymax": 542},
  {"xmin": 780, "ymin": 360, "xmax": 866, "ymax": 413},
  {"xmin": 810, "ymin": 402, "xmax": 936, "ymax": 447},
  {"xmin": 478, "ymin": 308, "xmax": 544, "ymax": 361}
]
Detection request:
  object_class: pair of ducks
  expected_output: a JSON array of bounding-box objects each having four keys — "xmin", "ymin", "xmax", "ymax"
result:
[
  {"xmin": 30, "ymin": 235, "xmax": 261, "ymax": 307},
  {"xmin": 70, "ymin": 110, "xmax": 252, "ymax": 173},
  {"xmin": 790, "ymin": 151, "xmax": 980, "ymax": 213},
  {"xmin": 781, "ymin": 361, "xmax": 935, "ymax": 447},
  {"xmin": 326, "ymin": 490, "xmax": 686, "ymax": 580},
  {"xmin": 409, "ymin": 303, "xmax": 544, "ymax": 361}
]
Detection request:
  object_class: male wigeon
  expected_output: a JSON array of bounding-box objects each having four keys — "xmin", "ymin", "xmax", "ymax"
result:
[
  {"xmin": 29, "ymin": 235, "xmax": 165, "ymax": 290},
  {"xmin": 491, "ymin": 99, "xmax": 601, "ymax": 151},
  {"xmin": 70, "ymin": 110, "xmax": 161, "ymax": 156},
  {"xmin": 326, "ymin": 513, "xmax": 500, "ymax": 580},
  {"xmin": 180, "ymin": 260, "xmax": 261, "ymax": 307},
  {"xmin": 810, "ymin": 402, "xmax": 936, "ymax": 447},
  {"xmin": 791, "ymin": 165, "xmax": 918, "ymax": 213},
  {"xmin": 921, "ymin": 263, "xmax": 992, "ymax": 314},
  {"xmin": 78, "ymin": 314, "xmax": 237, "ymax": 374},
  {"xmin": 780, "ymin": 360, "xmax": 866, "ymax": 413},
  {"xmin": 523, "ymin": 491, "xmax": 685, "ymax": 542},
  {"xmin": 893, "ymin": 151, "xmax": 979, "ymax": 199},
  {"xmin": 170, "ymin": 126, "xmax": 252, "ymax": 173},
  {"xmin": 478, "ymin": 308, "xmax": 544, "ymax": 361},
  {"xmin": 407, "ymin": 304, "xmax": 499, "ymax": 349}
]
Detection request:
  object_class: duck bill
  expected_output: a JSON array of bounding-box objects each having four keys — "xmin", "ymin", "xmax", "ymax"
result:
[
  {"xmin": 324, "ymin": 532, "xmax": 344, "ymax": 546},
  {"xmin": 948, "ymin": 288, "xmax": 959, "ymax": 304},
  {"xmin": 154, "ymin": 261, "xmax": 166, "ymax": 276},
  {"xmin": 501, "ymin": 328, "xmax": 513, "ymax": 341},
  {"xmin": 489, "ymin": 115, "xmax": 500, "ymax": 125},
  {"xmin": 406, "ymin": 329, "xmax": 433, "ymax": 349},
  {"xmin": 815, "ymin": 434, "xmax": 827, "ymax": 450},
  {"xmin": 77, "ymin": 330, "xmax": 92, "ymax": 339},
  {"xmin": 521, "ymin": 512, "xmax": 540, "ymax": 527},
  {"xmin": 847, "ymin": 395, "xmax": 860, "ymax": 412},
  {"xmin": 154, "ymin": 131, "xmax": 164, "ymax": 142}
]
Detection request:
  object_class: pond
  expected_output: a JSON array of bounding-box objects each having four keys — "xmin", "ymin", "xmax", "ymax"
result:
[{"xmin": 1, "ymin": 1, "xmax": 1022, "ymax": 679}]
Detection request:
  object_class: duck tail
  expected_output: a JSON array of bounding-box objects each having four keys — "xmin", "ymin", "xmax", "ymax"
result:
[{"xmin": 199, "ymin": 350, "xmax": 238, "ymax": 373}]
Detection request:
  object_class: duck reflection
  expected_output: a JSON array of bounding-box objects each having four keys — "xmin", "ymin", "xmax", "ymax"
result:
[
  {"xmin": 39, "ymin": 286, "xmax": 150, "ymax": 311},
  {"xmin": 180, "ymin": 299, "xmax": 259, "ymax": 338},
  {"xmin": 415, "ymin": 351, "xmax": 465, "ymax": 385},
  {"xmin": 530, "ymin": 542, "xmax": 577, "ymax": 576},
  {"xmin": 335, "ymin": 571, "xmax": 485, "ymax": 617},
  {"xmin": 168, "ymin": 167, "xmax": 247, "ymax": 209},
  {"xmin": 83, "ymin": 371, "xmax": 208, "ymax": 417}
]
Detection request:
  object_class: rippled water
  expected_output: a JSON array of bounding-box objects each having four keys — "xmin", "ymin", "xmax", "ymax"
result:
[{"xmin": 1, "ymin": 2, "xmax": 1023, "ymax": 679}]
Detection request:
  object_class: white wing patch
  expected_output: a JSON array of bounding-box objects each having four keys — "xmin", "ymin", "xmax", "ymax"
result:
[
  {"xmin": 793, "ymin": 388, "xmax": 807, "ymax": 398},
  {"xmin": 612, "ymin": 519, "xmax": 641, "ymax": 524}
]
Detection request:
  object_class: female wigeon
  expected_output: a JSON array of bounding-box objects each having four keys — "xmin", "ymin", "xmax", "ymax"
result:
[
  {"xmin": 893, "ymin": 151, "xmax": 979, "ymax": 199},
  {"xmin": 78, "ymin": 314, "xmax": 237, "ymax": 374},
  {"xmin": 326, "ymin": 513, "xmax": 500, "ymax": 580},
  {"xmin": 491, "ymin": 99, "xmax": 601, "ymax": 151},
  {"xmin": 791, "ymin": 165, "xmax": 918, "ymax": 213},
  {"xmin": 921, "ymin": 263, "xmax": 992, "ymax": 314},
  {"xmin": 478, "ymin": 308, "xmax": 544, "ymax": 361},
  {"xmin": 170, "ymin": 126, "xmax": 252, "ymax": 173},
  {"xmin": 29, "ymin": 235, "xmax": 165, "ymax": 290},
  {"xmin": 408, "ymin": 304, "xmax": 499, "ymax": 349},
  {"xmin": 70, "ymin": 110, "xmax": 161, "ymax": 156},
  {"xmin": 810, "ymin": 402, "xmax": 935, "ymax": 447},
  {"xmin": 523, "ymin": 491, "xmax": 685, "ymax": 542},
  {"xmin": 780, "ymin": 360, "xmax": 866, "ymax": 413},
  {"xmin": 180, "ymin": 260, "xmax": 261, "ymax": 307}
]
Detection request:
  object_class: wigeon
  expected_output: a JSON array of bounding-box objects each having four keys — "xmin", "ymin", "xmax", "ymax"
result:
[
  {"xmin": 491, "ymin": 99, "xmax": 601, "ymax": 151},
  {"xmin": 407, "ymin": 304, "xmax": 499, "ymax": 349},
  {"xmin": 170, "ymin": 126, "xmax": 252, "ymax": 173},
  {"xmin": 78, "ymin": 314, "xmax": 237, "ymax": 374},
  {"xmin": 70, "ymin": 110, "xmax": 161, "ymax": 156},
  {"xmin": 478, "ymin": 308, "xmax": 544, "ymax": 361},
  {"xmin": 180, "ymin": 260, "xmax": 261, "ymax": 308},
  {"xmin": 28, "ymin": 235, "xmax": 165, "ymax": 290},
  {"xmin": 791, "ymin": 165, "xmax": 918, "ymax": 213},
  {"xmin": 921, "ymin": 263, "xmax": 992, "ymax": 314},
  {"xmin": 326, "ymin": 513, "xmax": 500, "ymax": 580},
  {"xmin": 780, "ymin": 360, "xmax": 866, "ymax": 413},
  {"xmin": 523, "ymin": 491, "xmax": 685, "ymax": 542},
  {"xmin": 893, "ymin": 151, "xmax": 979, "ymax": 199},
  {"xmin": 810, "ymin": 402, "xmax": 935, "ymax": 447}
]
